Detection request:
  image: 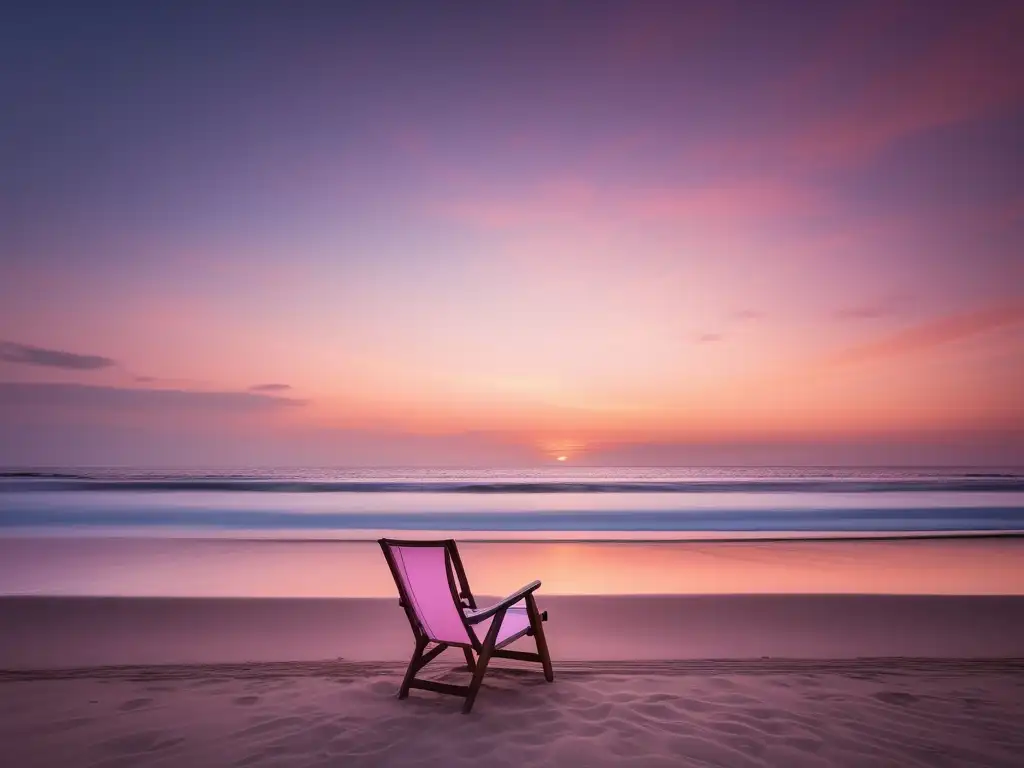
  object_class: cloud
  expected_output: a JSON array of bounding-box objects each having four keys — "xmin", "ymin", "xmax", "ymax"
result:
[
  {"xmin": 795, "ymin": 4, "xmax": 1024, "ymax": 168},
  {"xmin": 626, "ymin": 180, "xmax": 821, "ymax": 223},
  {"xmin": 0, "ymin": 342, "xmax": 115, "ymax": 371},
  {"xmin": 835, "ymin": 306, "xmax": 892, "ymax": 321},
  {"xmin": 0, "ymin": 382, "xmax": 308, "ymax": 412},
  {"xmin": 249, "ymin": 383, "xmax": 293, "ymax": 392},
  {"xmin": 828, "ymin": 301, "xmax": 1024, "ymax": 367},
  {"xmin": 732, "ymin": 310, "xmax": 764, "ymax": 322},
  {"xmin": 695, "ymin": 333, "xmax": 724, "ymax": 344},
  {"xmin": 699, "ymin": 4, "xmax": 1024, "ymax": 173},
  {"xmin": 130, "ymin": 373, "xmax": 212, "ymax": 388},
  {"xmin": 835, "ymin": 294, "xmax": 909, "ymax": 321}
]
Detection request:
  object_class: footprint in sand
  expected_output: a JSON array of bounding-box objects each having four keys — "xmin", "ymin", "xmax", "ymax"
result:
[
  {"xmin": 52, "ymin": 716, "xmax": 97, "ymax": 732},
  {"xmin": 118, "ymin": 698, "xmax": 154, "ymax": 712},
  {"xmin": 234, "ymin": 695, "xmax": 261, "ymax": 706}
]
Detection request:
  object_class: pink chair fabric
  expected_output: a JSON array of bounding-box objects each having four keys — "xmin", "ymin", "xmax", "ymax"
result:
[{"xmin": 388, "ymin": 544, "xmax": 472, "ymax": 644}]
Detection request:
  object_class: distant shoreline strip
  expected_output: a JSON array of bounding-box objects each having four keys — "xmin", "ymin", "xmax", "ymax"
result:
[
  {"xmin": 2, "ymin": 530, "xmax": 1023, "ymax": 543},
  {"xmin": 3, "ymin": 477, "xmax": 1024, "ymax": 493}
]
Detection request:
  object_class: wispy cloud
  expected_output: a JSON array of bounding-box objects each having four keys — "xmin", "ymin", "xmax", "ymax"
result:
[
  {"xmin": 731, "ymin": 309, "xmax": 765, "ymax": 322},
  {"xmin": 828, "ymin": 301, "xmax": 1024, "ymax": 367},
  {"xmin": 689, "ymin": 311, "xmax": 766, "ymax": 345},
  {"xmin": 805, "ymin": 3, "xmax": 1024, "ymax": 166},
  {"xmin": 835, "ymin": 306, "xmax": 892, "ymax": 321},
  {"xmin": 835, "ymin": 293, "xmax": 909, "ymax": 321},
  {"xmin": 0, "ymin": 342, "xmax": 116, "ymax": 371},
  {"xmin": 0, "ymin": 383, "xmax": 308, "ymax": 411},
  {"xmin": 695, "ymin": 333, "xmax": 724, "ymax": 344},
  {"xmin": 625, "ymin": 180, "xmax": 821, "ymax": 223},
  {"xmin": 249, "ymin": 383, "xmax": 292, "ymax": 392},
  {"xmin": 706, "ymin": 4, "xmax": 1024, "ymax": 172}
]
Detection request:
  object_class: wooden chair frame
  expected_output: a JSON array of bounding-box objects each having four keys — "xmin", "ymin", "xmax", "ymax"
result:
[{"xmin": 379, "ymin": 538, "xmax": 554, "ymax": 713}]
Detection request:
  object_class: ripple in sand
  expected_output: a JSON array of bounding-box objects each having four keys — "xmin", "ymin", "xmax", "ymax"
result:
[
  {"xmin": 98, "ymin": 730, "xmax": 184, "ymax": 756},
  {"xmin": 234, "ymin": 715, "xmax": 305, "ymax": 738},
  {"xmin": 874, "ymin": 690, "xmax": 920, "ymax": 706}
]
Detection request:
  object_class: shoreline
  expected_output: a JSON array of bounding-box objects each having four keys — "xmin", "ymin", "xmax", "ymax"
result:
[
  {"xmin": 4, "ymin": 594, "xmax": 1024, "ymax": 669},
  {"xmin": 5, "ymin": 528, "xmax": 1024, "ymax": 542}
]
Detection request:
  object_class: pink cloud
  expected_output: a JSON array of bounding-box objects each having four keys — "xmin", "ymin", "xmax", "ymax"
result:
[
  {"xmin": 828, "ymin": 301, "xmax": 1024, "ymax": 367},
  {"xmin": 702, "ymin": 4, "xmax": 1024, "ymax": 172},
  {"xmin": 797, "ymin": 5, "xmax": 1024, "ymax": 167},
  {"xmin": 624, "ymin": 180, "xmax": 823, "ymax": 222}
]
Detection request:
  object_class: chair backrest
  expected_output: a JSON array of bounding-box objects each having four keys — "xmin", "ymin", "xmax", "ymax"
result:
[{"xmin": 379, "ymin": 539, "xmax": 473, "ymax": 645}]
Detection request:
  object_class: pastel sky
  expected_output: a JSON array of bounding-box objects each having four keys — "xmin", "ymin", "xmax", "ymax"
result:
[{"xmin": 2, "ymin": 1, "xmax": 1022, "ymax": 466}]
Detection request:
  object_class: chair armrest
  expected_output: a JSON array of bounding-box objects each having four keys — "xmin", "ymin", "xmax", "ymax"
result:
[{"xmin": 464, "ymin": 580, "xmax": 542, "ymax": 623}]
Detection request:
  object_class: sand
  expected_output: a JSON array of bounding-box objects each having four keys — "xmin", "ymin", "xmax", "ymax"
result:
[
  {"xmin": 3, "ymin": 594, "xmax": 1024, "ymax": 766},
  {"xmin": 2, "ymin": 659, "xmax": 1023, "ymax": 767},
  {"xmin": 3, "ymin": 595, "xmax": 1024, "ymax": 668}
]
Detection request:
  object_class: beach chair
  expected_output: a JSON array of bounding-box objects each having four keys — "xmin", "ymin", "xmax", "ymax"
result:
[{"xmin": 378, "ymin": 538, "xmax": 554, "ymax": 713}]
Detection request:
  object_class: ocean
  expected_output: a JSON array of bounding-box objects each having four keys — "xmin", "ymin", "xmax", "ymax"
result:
[{"xmin": 2, "ymin": 466, "xmax": 1022, "ymax": 540}]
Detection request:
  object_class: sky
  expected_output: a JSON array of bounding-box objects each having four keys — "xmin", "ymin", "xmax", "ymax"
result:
[{"xmin": 1, "ymin": 0, "xmax": 1022, "ymax": 467}]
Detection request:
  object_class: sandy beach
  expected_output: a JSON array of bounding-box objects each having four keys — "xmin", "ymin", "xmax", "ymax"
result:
[
  {"xmin": 3, "ymin": 537, "xmax": 1024, "ymax": 766},
  {"xmin": 2, "ymin": 657, "xmax": 1023, "ymax": 767},
  {"xmin": 3, "ymin": 592, "xmax": 1024, "ymax": 766}
]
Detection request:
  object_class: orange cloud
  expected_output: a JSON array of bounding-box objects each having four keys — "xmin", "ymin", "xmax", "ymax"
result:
[{"xmin": 828, "ymin": 301, "xmax": 1024, "ymax": 368}]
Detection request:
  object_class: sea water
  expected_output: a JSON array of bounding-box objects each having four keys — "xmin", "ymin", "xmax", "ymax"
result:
[{"xmin": 2, "ymin": 466, "xmax": 1022, "ymax": 539}]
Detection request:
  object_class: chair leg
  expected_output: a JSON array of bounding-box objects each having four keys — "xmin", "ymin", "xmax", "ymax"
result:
[
  {"xmin": 399, "ymin": 636, "xmax": 428, "ymax": 699},
  {"xmin": 462, "ymin": 647, "xmax": 477, "ymax": 672},
  {"xmin": 463, "ymin": 610, "xmax": 504, "ymax": 714},
  {"xmin": 526, "ymin": 593, "xmax": 554, "ymax": 682}
]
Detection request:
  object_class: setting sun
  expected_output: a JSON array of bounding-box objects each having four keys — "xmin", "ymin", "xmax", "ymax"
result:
[{"xmin": 557, "ymin": 456, "xmax": 568, "ymax": 461}]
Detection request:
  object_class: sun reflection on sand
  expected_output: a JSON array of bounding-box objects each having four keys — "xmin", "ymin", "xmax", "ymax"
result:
[{"xmin": 5, "ymin": 538, "xmax": 1021, "ymax": 598}]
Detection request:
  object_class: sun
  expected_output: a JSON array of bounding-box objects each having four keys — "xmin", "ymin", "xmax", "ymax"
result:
[{"xmin": 556, "ymin": 456, "xmax": 568, "ymax": 461}]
